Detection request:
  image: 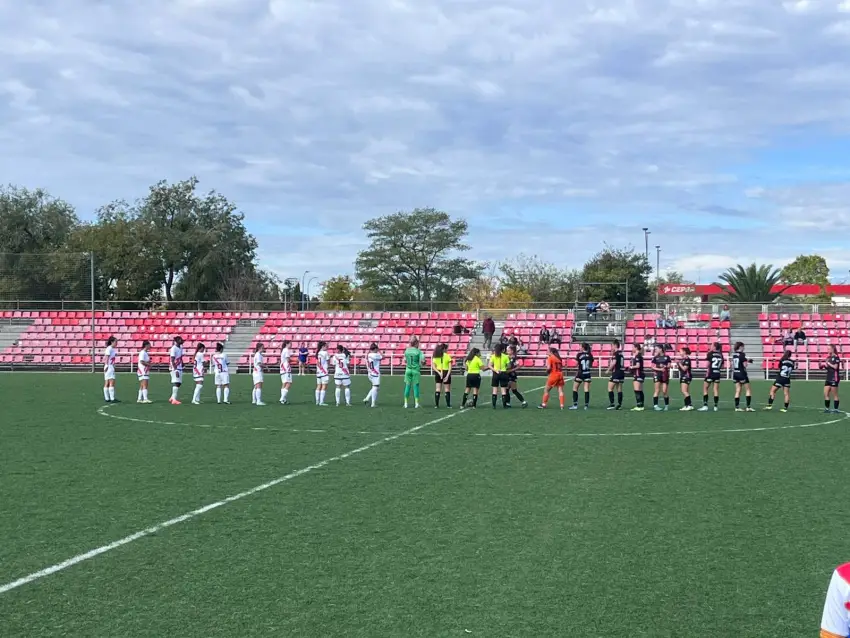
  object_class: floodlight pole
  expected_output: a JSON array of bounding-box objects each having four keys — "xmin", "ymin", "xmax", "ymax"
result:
[
  {"xmin": 642, "ymin": 228, "xmax": 650, "ymax": 261},
  {"xmin": 90, "ymin": 252, "xmax": 96, "ymax": 373},
  {"xmin": 655, "ymin": 245, "xmax": 661, "ymax": 308}
]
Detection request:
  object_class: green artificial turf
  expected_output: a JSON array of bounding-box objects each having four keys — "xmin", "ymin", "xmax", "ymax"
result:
[{"xmin": 0, "ymin": 372, "xmax": 847, "ymax": 636}]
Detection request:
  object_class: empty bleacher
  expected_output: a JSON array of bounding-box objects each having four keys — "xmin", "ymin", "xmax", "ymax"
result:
[{"xmin": 502, "ymin": 312, "xmax": 574, "ymax": 368}]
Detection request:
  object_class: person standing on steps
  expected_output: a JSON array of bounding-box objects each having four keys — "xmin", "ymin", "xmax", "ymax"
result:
[{"xmin": 482, "ymin": 315, "xmax": 495, "ymax": 349}]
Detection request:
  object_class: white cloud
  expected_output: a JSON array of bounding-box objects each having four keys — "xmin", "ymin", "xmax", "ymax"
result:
[{"xmin": 0, "ymin": 0, "xmax": 849, "ymax": 286}]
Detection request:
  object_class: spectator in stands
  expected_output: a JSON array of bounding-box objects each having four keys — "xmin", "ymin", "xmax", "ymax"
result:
[
  {"xmin": 644, "ymin": 334, "xmax": 656, "ymax": 351},
  {"xmin": 482, "ymin": 316, "xmax": 495, "ymax": 349},
  {"xmin": 586, "ymin": 302, "xmax": 598, "ymax": 320},
  {"xmin": 793, "ymin": 326, "xmax": 807, "ymax": 346},
  {"xmin": 599, "ymin": 300, "xmax": 611, "ymax": 319},
  {"xmin": 499, "ymin": 332, "xmax": 509, "ymax": 349},
  {"xmin": 664, "ymin": 310, "xmax": 678, "ymax": 329},
  {"xmin": 782, "ymin": 329, "xmax": 794, "ymax": 347},
  {"xmin": 549, "ymin": 328, "xmax": 562, "ymax": 345},
  {"xmin": 453, "ymin": 321, "xmax": 468, "ymax": 335},
  {"xmin": 719, "ymin": 305, "xmax": 731, "ymax": 322},
  {"xmin": 539, "ymin": 325, "xmax": 551, "ymax": 344},
  {"xmin": 655, "ymin": 312, "xmax": 665, "ymax": 329}
]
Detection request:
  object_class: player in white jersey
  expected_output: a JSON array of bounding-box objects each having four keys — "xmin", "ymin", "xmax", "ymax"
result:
[
  {"xmin": 279, "ymin": 340, "xmax": 293, "ymax": 404},
  {"xmin": 252, "ymin": 343, "xmax": 266, "ymax": 406},
  {"xmin": 821, "ymin": 563, "xmax": 850, "ymax": 637},
  {"xmin": 333, "ymin": 345, "xmax": 353, "ymax": 406},
  {"xmin": 315, "ymin": 341, "xmax": 330, "ymax": 406},
  {"xmin": 211, "ymin": 342, "xmax": 231, "ymax": 404},
  {"xmin": 136, "ymin": 340, "xmax": 152, "ymax": 403},
  {"xmin": 103, "ymin": 336, "xmax": 118, "ymax": 402},
  {"xmin": 363, "ymin": 342, "xmax": 382, "ymax": 407},
  {"xmin": 191, "ymin": 342, "xmax": 206, "ymax": 405},
  {"xmin": 168, "ymin": 336, "xmax": 185, "ymax": 405}
]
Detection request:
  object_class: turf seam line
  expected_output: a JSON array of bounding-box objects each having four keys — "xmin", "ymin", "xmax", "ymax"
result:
[{"xmin": 0, "ymin": 385, "xmax": 541, "ymax": 596}]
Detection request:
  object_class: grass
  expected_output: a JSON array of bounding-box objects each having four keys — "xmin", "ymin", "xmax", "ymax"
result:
[{"xmin": 0, "ymin": 372, "xmax": 847, "ymax": 637}]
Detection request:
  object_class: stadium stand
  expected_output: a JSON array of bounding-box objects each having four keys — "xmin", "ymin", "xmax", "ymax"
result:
[
  {"xmin": 624, "ymin": 313, "xmax": 731, "ymax": 367},
  {"xmin": 502, "ymin": 312, "xmax": 574, "ymax": 368},
  {"xmin": 760, "ymin": 312, "xmax": 850, "ymax": 370},
  {"xmin": 244, "ymin": 311, "xmax": 477, "ymax": 369}
]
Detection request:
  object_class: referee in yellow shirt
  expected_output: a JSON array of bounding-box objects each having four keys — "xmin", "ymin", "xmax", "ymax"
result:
[
  {"xmin": 489, "ymin": 343, "xmax": 511, "ymax": 408},
  {"xmin": 432, "ymin": 343, "xmax": 453, "ymax": 408}
]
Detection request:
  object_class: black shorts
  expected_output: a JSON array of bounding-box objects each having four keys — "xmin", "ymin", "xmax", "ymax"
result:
[
  {"xmin": 507, "ymin": 372, "xmax": 518, "ymax": 383},
  {"xmin": 773, "ymin": 377, "xmax": 791, "ymax": 388},
  {"xmin": 653, "ymin": 373, "xmax": 669, "ymax": 384},
  {"xmin": 434, "ymin": 372, "xmax": 451, "ymax": 384},
  {"xmin": 825, "ymin": 378, "xmax": 840, "ymax": 388},
  {"xmin": 633, "ymin": 376, "xmax": 645, "ymax": 384},
  {"xmin": 466, "ymin": 373, "xmax": 481, "ymax": 389},
  {"xmin": 491, "ymin": 372, "xmax": 509, "ymax": 388},
  {"xmin": 574, "ymin": 373, "xmax": 592, "ymax": 383},
  {"xmin": 705, "ymin": 373, "xmax": 721, "ymax": 383},
  {"xmin": 680, "ymin": 376, "xmax": 692, "ymax": 385},
  {"xmin": 609, "ymin": 372, "xmax": 625, "ymax": 383},
  {"xmin": 733, "ymin": 374, "xmax": 750, "ymax": 385}
]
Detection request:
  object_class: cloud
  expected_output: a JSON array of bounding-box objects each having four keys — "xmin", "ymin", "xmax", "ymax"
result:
[{"xmin": 1, "ymin": 0, "xmax": 850, "ymax": 286}]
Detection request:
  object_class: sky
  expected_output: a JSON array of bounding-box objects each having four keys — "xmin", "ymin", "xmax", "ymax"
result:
[{"xmin": 2, "ymin": 0, "xmax": 850, "ymax": 290}]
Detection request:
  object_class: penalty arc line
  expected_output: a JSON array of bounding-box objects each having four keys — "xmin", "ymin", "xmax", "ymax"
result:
[{"xmin": 0, "ymin": 386, "xmax": 543, "ymax": 596}]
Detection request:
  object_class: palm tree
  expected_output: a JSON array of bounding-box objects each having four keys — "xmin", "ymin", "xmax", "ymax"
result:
[{"xmin": 714, "ymin": 263, "xmax": 791, "ymax": 302}]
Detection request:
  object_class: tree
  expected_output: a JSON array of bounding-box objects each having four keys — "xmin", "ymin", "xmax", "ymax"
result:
[
  {"xmin": 714, "ymin": 263, "xmax": 790, "ymax": 302},
  {"xmin": 579, "ymin": 245, "xmax": 652, "ymax": 303},
  {"xmin": 499, "ymin": 254, "xmax": 580, "ymax": 305},
  {"xmin": 218, "ymin": 268, "xmax": 281, "ymax": 311},
  {"xmin": 781, "ymin": 254, "xmax": 831, "ymax": 302},
  {"xmin": 495, "ymin": 286, "xmax": 534, "ymax": 308},
  {"xmin": 354, "ymin": 208, "xmax": 482, "ymax": 306},
  {"xmin": 320, "ymin": 275, "xmax": 357, "ymax": 310},
  {"xmin": 656, "ymin": 270, "xmax": 694, "ymax": 286}
]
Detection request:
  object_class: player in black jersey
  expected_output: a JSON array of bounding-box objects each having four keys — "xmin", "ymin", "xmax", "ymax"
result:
[
  {"xmin": 765, "ymin": 349, "xmax": 794, "ymax": 412},
  {"xmin": 630, "ymin": 344, "xmax": 646, "ymax": 411},
  {"xmin": 699, "ymin": 342, "xmax": 724, "ymax": 411},
  {"xmin": 822, "ymin": 344, "xmax": 841, "ymax": 413},
  {"xmin": 731, "ymin": 342, "xmax": 755, "ymax": 412},
  {"xmin": 571, "ymin": 342, "xmax": 594, "ymax": 410},
  {"xmin": 606, "ymin": 339, "xmax": 625, "ymax": 410},
  {"xmin": 677, "ymin": 346, "xmax": 694, "ymax": 411},
  {"xmin": 505, "ymin": 346, "xmax": 528, "ymax": 408},
  {"xmin": 651, "ymin": 344, "xmax": 671, "ymax": 411}
]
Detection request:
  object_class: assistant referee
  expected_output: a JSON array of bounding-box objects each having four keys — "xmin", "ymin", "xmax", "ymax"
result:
[{"xmin": 489, "ymin": 343, "xmax": 511, "ymax": 408}]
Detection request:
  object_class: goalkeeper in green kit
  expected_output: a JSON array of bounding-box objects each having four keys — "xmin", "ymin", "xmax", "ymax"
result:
[{"xmin": 403, "ymin": 336, "xmax": 424, "ymax": 408}]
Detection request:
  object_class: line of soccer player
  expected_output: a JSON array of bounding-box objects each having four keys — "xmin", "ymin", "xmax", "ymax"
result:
[{"xmin": 102, "ymin": 336, "xmax": 841, "ymax": 412}]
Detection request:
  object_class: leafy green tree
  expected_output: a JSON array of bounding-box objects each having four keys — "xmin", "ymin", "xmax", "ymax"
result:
[
  {"xmin": 218, "ymin": 268, "xmax": 281, "ymax": 310},
  {"xmin": 320, "ymin": 275, "xmax": 357, "ymax": 309},
  {"xmin": 714, "ymin": 263, "xmax": 790, "ymax": 302},
  {"xmin": 579, "ymin": 245, "xmax": 652, "ymax": 303},
  {"xmin": 355, "ymin": 208, "xmax": 482, "ymax": 306},
  {"xmin": 781, "ymin": 254, "xmax": 831, "ymax": 302},
  {"xmin": 656, "ymin": 270, "xmax": 694, "ymax": 286},
  {"xmin": 499, "ymin": 254, "xmax": 580, "ymax": 306}
]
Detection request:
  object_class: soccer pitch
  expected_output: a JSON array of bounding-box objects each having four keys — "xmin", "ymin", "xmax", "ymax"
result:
[{"xmin": 1, "ymin": 373, "xmax": 846, "ymax": 637}]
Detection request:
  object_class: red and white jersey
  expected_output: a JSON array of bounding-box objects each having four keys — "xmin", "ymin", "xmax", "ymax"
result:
[
  {"xmin": 137, "ymin": 350, "xmax": 150, "ymax": 376},
  {"xmin": 333, "ymin": 353, "xmax": 350, "ymax": 379},
  {"xmin": 280, "ymin": 348, "xmax": 292, "ymax": 375},
  {"xmin": 193, "ymin": 351, "xmax": 205, "ymax": 377},
  {"xmin": 821, "ymin": 563, "xmax": 850, "ymax": 637},
  {"xmin": 103, "ymin": 345, "xmax": 117, "ymax": 370},
  {"xmin": 212, "ymin": 352, "xmax": 229, "ymax": 373},
  {"xmin": 316, "ymin": 350, "xmax": 330, "ymax": 377},
  {"xmin": 367, "ymin": 352, "xmax": 382, "ymax": 378},
  {"xmin": 169, "ymin": 345, "xmax": 184, "ymax": 371},
  {"xmin": 253, "ymin": 351, "xmax": 264, "ymax": 373}
]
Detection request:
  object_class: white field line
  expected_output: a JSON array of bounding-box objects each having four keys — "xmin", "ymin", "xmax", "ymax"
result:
[{"xmin": 0, "ymin": 386, "xmax": 542, "ymax": 595}]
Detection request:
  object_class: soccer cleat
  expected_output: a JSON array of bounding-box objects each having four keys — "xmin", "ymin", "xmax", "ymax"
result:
[
  {"xmin": 318, "ymin": 402, "xmax": 328, "ymax": 406},
  {"xmin": 256, "ymin": 401, "xmax": 266, "ymax": 406},
  {"xmin": 631, "ymin": 406, "xmax": 644, "ymax": 411},
  {"xmin": 679, "ymin": 405, "xmax": 693, "ymax": 411},
  {"xmin": 780, "ymin": 408, "xmax": 788, "ymax": 413},
  {"xmin": 763, "ymin": 405, "xmax": 773, "ymax": 410},
  {"xmin": 583, "ymin": 405, "xmax": 589, "ymax": 410},
  {"xmin": 170, "ymin": 399, "xmax": 181, "ymax": 405},
  {"xmin": 191, "ymin": 400, "xmax": 200, "ymax": 405},
  {"xmin": 568, "ymin": 405, "xmax": 578, "ymax": 410},
  {"xmin": 735, "ymin": 408, "xmax": 744, "ymax": 412},
  {"xmin": 824, "ymin": 408, "xmax": 832, "ymax": 413},
  {"xmin": 537, "ymin": 404, "xmax": 547, "ymax": 409},
  {"xmin": 607, "ymin": 405, "xmax": 617, "ymax": 410},
  {"xmin": 653, "ymin": 405, "xmax": 663, "ymax": 411},
  {"xmin": 663, "ymin": 406, "xmax": 669, "ymax": 411},
  {"xmin": 713, "ymin": 406, "xmax": 718, "ymax": 412},
  {"xmin": 363, "ymin": 398, "xmax": 370, "ymax": 405},
  {"xmin": 746, "ymin": 407, "xmax": 755, "ymax": 412},
  {"xmin": 223, "ymin": 401, "xmax": 231, "ymax": 405},
  {"xmin": 697, "ymin": 406, "xmax": 709, "ymax": 411},
  {"xmin": 404, "ymin": 403, "xmax": 408, "ymax": 409}
]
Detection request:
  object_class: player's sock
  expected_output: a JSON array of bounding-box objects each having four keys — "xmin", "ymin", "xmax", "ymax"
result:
[
  {"xmin": 462, "ymin": 392, "xmax": 468, "ymax": 406},
  {"xmin": 251, "ymin": 388, "xmax": 256, "ymax": 403},
  {"xmin": 371, "ymin": 387, "xmax": 378, "ymax": 406},
  {"xmin": 108, "ymin": 387, "xmax": 115, "ymax": 401},
  {"xmin": 445, "ymin": 391, "xmax": 451, "ymax": 407},
  {"xmin": 734, "ymin": 396, "xmax": 740, "ymax": 408},
  {"xmin": 345, "ymin": 388, "xmax": 351, "ymax": 405},
  {"xmin": 584, "ymin": 391, "xmax": 589, "ymax": 407},
  {"xmin": 653, "ymin": 396, "xmax": 658, "ymax": 407},
  {"xmin": 172, "ymin": 386, "xmax": 179, "ymax": 401},
  {"xmin": 541, "ymin": 390, "xmax": 549, "ymax": 407},
  {"xmin": 335, "ymin": 388, "xmax": 341, "ymax": 404},
  {"xmin": 472, "ymin": 393, "xmax": 478, "ymax": 407},
  {"xmin": 617, "ymin": 391, "xmax": 623, "ymax": 406},
  {"xmin": 413, "ymin": 385, "xmax": 420, "ymax": 400},
  {"xmin": 216, "ymin": 387, "xmax": 222, "ymax": 403},
  {"xmin": 404, "ymin": 383, "xmax": 411, "ymax": 398},
  {"xmin": 223, "ymin": 387, "xmax": 230, "ymax": 402},
  {"xmin": 255, "ymin": 388, "xmax": 262, "ymax": 404},
  {"xmin": 572, "ymin": 390, "xmax": 578, "ymax": 406},
  {"xmin": 834, "ymin": 400, "xmax": 840, "ymax": 410},
  {"xmin": 784, "ymin": 402, "xmax": 789, "ymax": 409},
  {"xmin": 826, "ymin": 399, "xmax": 832, "ymax": 409},
  {"xmin": 319, "ymin": 389, "xmax": 326, "ymax": 404},
  {"xmin": 137, "ymin": 389, "xmax": 143, "ymax": 402},
  {"xmin": 435, "ymin": 392, "xmax": 440, "ymax": 407},
  {"xmin": 714, "ymin": 395, "xmax": 719, "ymax": 407},
  {"xmin": 193, "ymin": 384, "xmax": 202, "ymax": 402},
  {"xmin": 143, "ymin": 388, "xmax": 149, "ymax": 401},
  {"xmin": 558, "ymin": 392, "xmax": 565, "ymax": 408},
  {"xmin": 746, "ymin": 395, "xmax": 751, "ymax": 408},
  {"xmin": 608, "ymin": 391, "xmax": 614, "ymax": 405},
  {"xmin": 502, "ymin": 393, "xmax": 509, "ymax": 407},
  {"xmin": 634, "ymin": 390, "xmax": 640, "ymax": 405},
  {"xmin": 664, "ymin": 396, "xmax": 669, "ymax": 406},
  {"xmin": 512, "ymin": 389, "xmax": 524, "ymax": 402},
  {"xmin": 281, "ymin": 388, "xmax": 289, "ymax": 403},
  {"xmin": 768, "ymin": 396, "xmax": 774, "ymax": 406},
  {"xmin": 702, "ymin": 394, "xmax": 708, "ymax": 406},
  {"xmin": 685, "ymin": 395, "xmax": 691, "ymax": 407},
  {"xmin": 491, "ymin": 394, "xmax": 497, "ymax": 407}
]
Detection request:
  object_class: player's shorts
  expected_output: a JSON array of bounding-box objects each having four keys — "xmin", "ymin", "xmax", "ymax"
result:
[
  {"xmin": 316, "ymin": 374, "xmax": 329, "ymax": 385},
  {"xmin": 574, "ymin": 372, "xmax": 592, "ymax": 383},
  {"xmin": 705, "ymin": 372, "xmax": 721, "ymax": 383},
  {"xmin": 137, "ymin": 372, "xmax": 149, "ymax": 382},
  {"xmin": 334, "ymin": 376, "xmax": 351, "ymax": 387},
  {"xmin": 104, "ymin": 366, "xmax": 116, "ymax": 381},
  {"xmin": 491, "ymin": 372, "xmax": 509, "ymax": 388},
  {"xmin": 193, "ymin": 374, "xmax": 204, "ymax": 383},
  {"xmin": 214, "ymin": 372, "xmax": 230, "ymax": 386},
  {"xmin": 773, "ymin": 377, "xmax": 791, "ymax": 388},
  {"xmin": 280, "ymin": 372, "xmax": 293, "ymax": 384},
  {"xmin": 653, "ymin": 372, "xmax": 669, "ymax": 384},
  {"xmin": 679, "ymin": 375, "xmax": 692, "ymax": 385},
  {"xmin": 368, "ymin": 374, "xmax": 381, "ymax": 387},
  {"xmin": 632, "ymin": 375, "xmax": 645, "ymax": 384},
  {"xmin": 170, "ymin": 370, "xmax": 183, "ymax": 384},
  {"xmin": 465, "ymin": 373, "xmax": 481, "ymax": 389},
  {"xmin": 252, "ymin": 372, "xmax": 264, "ymax": 385},
  {"xmin": 733, "ymin": 373, "xmax": 750, "ymax": 384},
  {"xmin": 609, "ymin": 371, "xmax": 625, "ymax": 383},
  {"xmin": 825, "ymin": 377, "xmax": 840, "ymax": 388},
  {"xmin": 433, "ymin": 372, "xmax": 451, "ymax": 384},
  {"xmin": 547, "ymin": 372, "xmax": 565, "ymax": 388},
  {"xmin": 404, "ymin": 369, "xmax": 420, "ymax": 385}
]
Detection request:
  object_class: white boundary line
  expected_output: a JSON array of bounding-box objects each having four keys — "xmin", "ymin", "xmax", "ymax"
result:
[{"xmin": 0, "ymin": 385, "xmax": 542, "ymax": 595}]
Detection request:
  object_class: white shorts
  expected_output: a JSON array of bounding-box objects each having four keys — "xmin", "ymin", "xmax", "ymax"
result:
[
  {"xmin": 368, "ymin": 375, "xmax": 381, "ymax": 387},
  {"xmin": 104, "ymin": 367, "xmax": 115, "ymax": 381},
  {"xmin": 334, "ymin": 377, "xmax": 351, "ymax": 387},
  {"xmin": 193, "ymin": 375, "xmax": 204, "ymax": 383},
  {"xmin": 252, "ymin": 372, "xmax": 264, "ymax": 385},
  {"xmin": 316, "ymin": 374, "xmax": 329, "ymax": 385},
  {"xmin": 137, "ymin": 374, "xmax": 149, "ymax": 382},
  {"xmin": 215, "ymin": 372, "xmax": 230, "ymax": 386},
  {"xmin": 170, "ymin": 370, "xmax": 183, "ymax": 384},
  {"xmin": 281, "ymin": 372, "xmax": 293, "ymax": 384}
]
